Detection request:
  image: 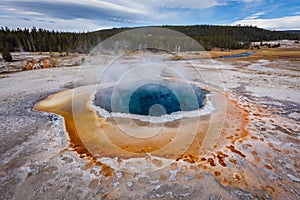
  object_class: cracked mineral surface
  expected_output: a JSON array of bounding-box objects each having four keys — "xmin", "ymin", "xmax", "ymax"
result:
[{"xmin": 1, "ymin": 46, "xmax": 299, "ymax": 199}]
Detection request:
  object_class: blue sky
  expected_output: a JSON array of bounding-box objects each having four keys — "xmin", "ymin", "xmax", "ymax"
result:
[{"xmin": 1, "ymin": 0, "xmax": 299, "ymax": 32}]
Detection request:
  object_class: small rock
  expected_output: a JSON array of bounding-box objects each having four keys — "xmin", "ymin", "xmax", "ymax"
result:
[
  {"xmin": 48, "ymin": 114, "xmax": 58, "ymax": 121},
  {"xmin": 287, "ymin": 174, "xmax": 300, "ymax": 183},
  {"xmin": 112, "ymin": 181, "xmax": 119, "ymax": 189},
  {"xmin": 150, "ymin": 179, "xmax": 160, "ymax": 184},
  {"xmin": 268, "ymin": 172, "xmax": 281, "ymax": 181},
  {"xmin": 127, "ymin": 181, "xmax": 133, "ymax": 187},
  {"xmin": 288, "ymin": 112, "xmax": 300, "ymax": 120},
  {"xmin": 169, "ymin": 170, "xmax": 177, "ymax": 182},
  {"xmin": 153, "ymin": 184, "xmax": 163, "ymax": 190},
  {"xmin": 62, "ymin": 156, "xmax": 73, "ymax": 163},
  {"xmin": 209, "ymin": 194, "xmax": 223, "ymax": 200}
]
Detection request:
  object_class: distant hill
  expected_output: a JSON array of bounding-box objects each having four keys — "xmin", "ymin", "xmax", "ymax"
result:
[
  {"xmin": 1, "ymin": 25, "xmax": 299, "ymax": 53},
  {"xmin": 285, "ymin": 30, "xmax": 300, "ymax": 34}
]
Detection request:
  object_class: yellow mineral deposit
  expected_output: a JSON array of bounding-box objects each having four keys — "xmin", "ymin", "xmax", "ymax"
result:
[{"xmin": 34, "ymin": 81, "xmax": 252, "ymax": 176}]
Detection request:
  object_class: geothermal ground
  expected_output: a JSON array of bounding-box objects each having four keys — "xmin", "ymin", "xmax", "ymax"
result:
[{"xmin": 0, "ymin": 44, "xmax": 299, "ymax": 199}]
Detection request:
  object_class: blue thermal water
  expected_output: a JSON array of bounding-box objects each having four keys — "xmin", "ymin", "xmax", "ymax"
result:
[
  {"xmin": 219, "ymin": 52, "xmax": 255, "ymax": 58},
  {"xmin": 94, "ymin": 81, "xmax": 208, "ymax": 117}
]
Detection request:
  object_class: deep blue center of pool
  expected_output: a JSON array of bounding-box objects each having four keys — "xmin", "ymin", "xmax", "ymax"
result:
[{"xmin": 95, "ymin": 81, "xmax": 208, "ymax": 117}]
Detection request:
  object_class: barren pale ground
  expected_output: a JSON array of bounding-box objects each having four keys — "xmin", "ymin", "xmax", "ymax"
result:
[{"xmin": 0, "ymin": 43, "xmax": 299, "ymax": 199}]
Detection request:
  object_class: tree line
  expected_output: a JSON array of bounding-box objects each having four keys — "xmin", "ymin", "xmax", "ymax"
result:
[{"xmin": 0, "ymin": 25, "xmax": 299, "ymax": 53}]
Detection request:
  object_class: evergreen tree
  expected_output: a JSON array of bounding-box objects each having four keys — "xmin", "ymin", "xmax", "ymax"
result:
[
  {"xmin": 0, "ymin": 25, "xmax": 299, "ymax": 52},
  {"xmin": 2, "ymin": 49, "xmax": 12, "ymax": 62}
]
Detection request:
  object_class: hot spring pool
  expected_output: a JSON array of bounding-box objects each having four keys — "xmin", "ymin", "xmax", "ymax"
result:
[{"xmin": 93, "ymin": 81, "xmax": 210, "ymax": 121}]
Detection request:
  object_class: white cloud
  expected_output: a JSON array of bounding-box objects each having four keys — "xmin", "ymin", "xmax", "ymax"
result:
[
  {"xmin": 1, "ymin": 0, "xmax": 149, "ymax": 19},
  {"xmin": 239, "ymin": 0, "xmax": 261, "ymax": 2},
  {"xmin": 245, "ymin": 12, "xmax": 264, "ymax": 20},
  {"xmin": 229, "ymin": 0, "xmax": 262, "ymax": 2},
  {"xmin": 2, "ymin": 0, "xmax": 297, "ymax": 31},
  {"xmin": 233, "ymin": 15, "xmax": 300, "ymax": 30},
  {"xmin": 2, "ymin": 16, "xmax": 113, "ymax": 32},
  {"xmin": 103, "ymin": 0, "xmax": 222, "ymax": 10},
  {"xmin": 0, "ymin": 0, "xmax": 225, "ymax": 31},
  {"xmin": 150, "ymin": 0, "xmax": 222, "ymax": 9},
  {"xmin": 58, "ymin": 0, "xmax": 147, "ymax": 15},
  {"xmin": 0, "ymin": 0, "xmax": 151, "ymax": 30},
  {"xmin": 2, "ymin": 5, "xmax": 43, "ymax": 16}
]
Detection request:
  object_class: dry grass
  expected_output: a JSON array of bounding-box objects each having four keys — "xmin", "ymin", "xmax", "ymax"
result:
[
  {"xmin": 170, "ymin": 47, "xmax": 300, "ymax": 62},
  {"xmin": 220, "ymin": 48, "xmax": 300, "ymax": 62},
  {"xmin": 169, "ymin": 48, "xmax": 300, "ymax": 60},
  {"xmin": 208, "ymin": 49, "xmax": 250, "ymax": 58}
]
